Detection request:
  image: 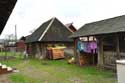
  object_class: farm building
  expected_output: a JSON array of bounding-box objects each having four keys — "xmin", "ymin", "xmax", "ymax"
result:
[
  {"xmin": 70, "ymin": 15, "xmax": 125, "ymax": 70},
  {"xmin": 65, "ymin": 23, "xmax": 77, "ymax": 32},
  {"xmin": 4, "ymin": 39, "xmax": 16, "ymax": 52},
  {"xmin": 0, "ymin": 39, "xmax": 4, "ymax": 52},
  {"xmin": 26, "ymin": 17, "xmax": 76, "ymax": 59},
  {"xmin": 16, "ymin": 36, "xmax": 26, "ymax": 53}
]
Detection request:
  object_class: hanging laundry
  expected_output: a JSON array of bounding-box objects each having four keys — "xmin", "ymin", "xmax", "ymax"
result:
[
  {"xmin": 90, "ymin": 42, "xmax": 97, "ymax": 49},
  {"xmin": 89, "ymin": 42, "xmax": 97, "ymax": 54},
  {"xmin": 77, "ymin": 41, "xmax": 97, "ymax": 54},
  {"xmin": 77, "ymin": 41, "xmax": 83, "ymax": 52},
  {"xmin": 83, "ymin": 42, "xmax": 91, "ymax": 53}
]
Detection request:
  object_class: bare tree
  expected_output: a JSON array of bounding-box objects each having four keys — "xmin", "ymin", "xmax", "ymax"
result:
[{"xmin": 4, "ymin": 34, "xmax": 16, "ymax": 60}]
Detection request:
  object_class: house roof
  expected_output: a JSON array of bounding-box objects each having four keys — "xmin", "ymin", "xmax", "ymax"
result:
[
  {"xmin": 0, "ymin": 0, "xmax": 17, "ymax": 34},
  {"xmin": 65, "ymin": 23, "xmax": 77, "ymax": 32},
  {"xmin": 65, "ymin": 23, "xmax": 72, "ymax": 27},
  {"xmin": 26, "ymin": 17, "xmax": 73, "ymax": 43},
  {"xmin": 19, "ymin": 36, "xmax": 26, "ymax": 41},
  {"xmin": 70, "ymin": 15, "xmax": 125, "ymax": 38}
]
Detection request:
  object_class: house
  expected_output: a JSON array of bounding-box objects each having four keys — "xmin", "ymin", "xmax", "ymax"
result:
[
  {"xmin": 65, "ymin": 23, "xmax": 77, "ymax": 32},
  {"xmin": 26, "ymin": 17, "xmax": 76, "ymax": 59},
  {"xmin": 70, "ymin": 15, "xmax": 125, "ymax": 70},
  {"xmin": 16, "ymin": 36, "xmax": 26, "ymax": 53},
  {"xmin": 4, "ymin": 39, "xmax": 16, "ymax": 52},
  {"xmin": 0, "ymin": 39, "xmax": 4, "ymax": 52}
]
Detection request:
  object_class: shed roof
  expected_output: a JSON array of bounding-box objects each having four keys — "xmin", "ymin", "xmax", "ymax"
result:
[
  {"xmin": 26, "ymin": 17, "xmax": 73, "ymax": 43},
  {"xmin": 70, "ymin": 15, "xmax": 125, "ymax": 38},
  {"xmin": 0, "ymin": 0, "xmax": 17, "ymax": 34}
]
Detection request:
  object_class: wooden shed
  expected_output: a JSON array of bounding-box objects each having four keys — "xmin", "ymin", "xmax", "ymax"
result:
[
  {"xmin": 70, "ymin": 15, "xmax": 125, "ymax": 70},
  {"xmin": 26, "ymin": 17, "xmax": 76, "ymax": 59}
]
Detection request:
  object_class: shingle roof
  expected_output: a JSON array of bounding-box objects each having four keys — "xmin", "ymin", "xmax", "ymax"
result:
[
  {"xmin": 0, "ymin": 0, "xmax": 17, "ymax": 34},
  {"xmin": 26, "ymin": 17, "xmax": 73, "ymax": 43},
  {"xmin": 70, "ymin": 15, "xmax": 125, "ymax": 38}
]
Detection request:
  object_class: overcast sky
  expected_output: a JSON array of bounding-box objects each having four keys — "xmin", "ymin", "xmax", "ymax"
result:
[{"xmin": 1, "ymin": 0, "xmax": 125, "ymax": 39}]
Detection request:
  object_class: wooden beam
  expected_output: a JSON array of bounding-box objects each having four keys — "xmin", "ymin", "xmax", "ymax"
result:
[
  {"xmin": 116, "ymin": 34, "xmax": 120, "ymax": 59},
  {"xmin": 97, "ymin": 37, "xmax": 104, "ymax": 67},
  {"xmin": 36, "ymin": 43, "xmax": 42, "ymax": 58},
  {"xmin": 73, "ymin": 38, "xmax": 79, "ymax": 64}
]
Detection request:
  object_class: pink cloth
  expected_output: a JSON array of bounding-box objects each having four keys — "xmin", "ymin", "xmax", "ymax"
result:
[{"xmin": 90, "ymin": 42, "xmax": 97, "ymax": 50}]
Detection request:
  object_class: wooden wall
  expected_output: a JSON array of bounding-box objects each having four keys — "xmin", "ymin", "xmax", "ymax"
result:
[
  {"xmin": 26, "ymin": 42, "xmax": 74, "ymax": 59},
  {"xmin": 97, "ymin": 33, "xmax": 125, "ymax": 70}
]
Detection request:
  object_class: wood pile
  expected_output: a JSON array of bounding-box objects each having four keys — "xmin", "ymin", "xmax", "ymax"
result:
[{"xmin": 0, "ymin": 63, "xmax": 13, "ymax": 74}]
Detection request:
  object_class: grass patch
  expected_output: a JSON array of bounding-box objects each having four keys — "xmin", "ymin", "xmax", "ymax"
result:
[
  {"xmin": 0, "ymin": 52, "xmax": 117, "ymax": 83},
  {"xmin": 9, "ymin": 73, "xmax": 41, "ymax": 83},
  {"xmin": 25, "ymin": 59, "xmax": 116, "ymax": 83},
  {"xmin": 0, "ymin": 58, "xmax": 22, "ymax": 67}
]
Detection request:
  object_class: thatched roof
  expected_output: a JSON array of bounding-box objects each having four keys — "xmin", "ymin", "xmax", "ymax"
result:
[
  {"xmin": 26, "ymin": 17, "xmax": 73, "ymax": 43},
  {"xmin": 70, "ymin": 15, "xmax": 125, "ymax": 38},
  {"xmin": 0, "ymin": 0, "xmax": 17, "ymax": 34}
]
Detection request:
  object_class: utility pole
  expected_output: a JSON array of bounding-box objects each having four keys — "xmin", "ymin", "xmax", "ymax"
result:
[
  {"xmin": 15, "ymin": 25, "xmax": 17, "ymax": 42},
  {"xmin": 14, "ymin": 25, "xmax": 17, "ymax": 56}
]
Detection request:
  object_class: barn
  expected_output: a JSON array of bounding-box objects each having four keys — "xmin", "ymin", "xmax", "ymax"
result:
[
  {"xmin": 26, "ymin": 17, "xmax": 76, "ymax": 59},
  {"xmin": 70, "ymin": 15, "xmax": 125, "ymax": 70}
]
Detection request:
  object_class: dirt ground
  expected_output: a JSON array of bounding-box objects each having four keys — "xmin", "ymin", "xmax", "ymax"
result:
[{"xmin": 0, "ymin": 74, "xmax": 11, "ymax": 83}]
